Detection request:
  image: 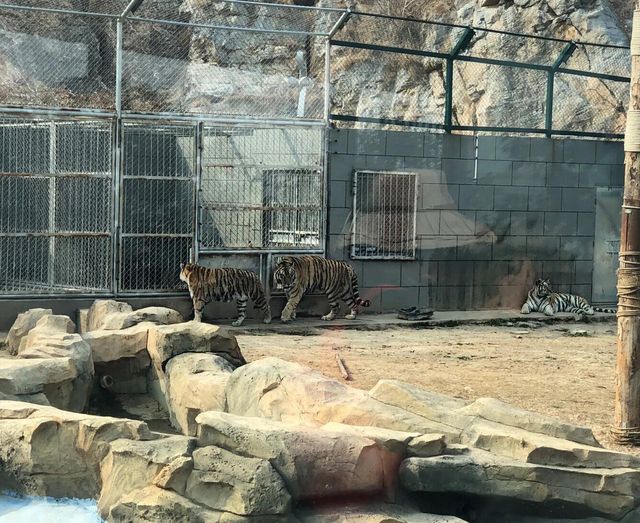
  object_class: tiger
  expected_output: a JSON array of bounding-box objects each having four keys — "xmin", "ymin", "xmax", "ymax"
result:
[
  {"xmin": 179, "ymin": 263, "xmax": 271, "ymax": 327},
  {"xmin": 273, "ymin": 255, "xmax": 370, "ymax": 322},
  {"xmin": 521, "ymin": 278, "xmax": 616, "ymax": 316}
]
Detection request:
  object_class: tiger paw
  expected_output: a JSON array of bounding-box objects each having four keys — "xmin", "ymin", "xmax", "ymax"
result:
[
  {"xmin": 345, "ymin": 313, "xmax": 357, "ymax": 320},
  {"xmin": 263, "ymin": 317, "xmax": 272, "ymax": 324},
  {"xmin": 321, "ymin": 314, "xmax": 336, "ymax": 321},
  {"xmin": 231, "ymin": 319, "xmax": 244, "ymax": 327}
]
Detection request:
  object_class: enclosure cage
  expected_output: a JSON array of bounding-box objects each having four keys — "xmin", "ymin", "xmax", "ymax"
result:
[{"xmin": 0, "ymin": 0, "xmax": 631, "ymax": 298}]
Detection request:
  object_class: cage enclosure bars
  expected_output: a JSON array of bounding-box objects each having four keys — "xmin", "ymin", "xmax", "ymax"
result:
[
  {"xmin": 445, "ymin": 27, "xmax": 474, "ymax": 133},
  {"xmin": 545, "ymin": 41, "xmax": 577, "ymax": 138}
]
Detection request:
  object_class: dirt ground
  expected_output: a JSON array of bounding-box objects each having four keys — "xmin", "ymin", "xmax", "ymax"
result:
[{"xmin": 236, "ymin": 319, "xmax": 634, "ymax": 455}]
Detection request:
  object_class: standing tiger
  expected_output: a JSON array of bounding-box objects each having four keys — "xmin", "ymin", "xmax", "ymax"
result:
[
  {"xmin": 521, "ymin": 278, "xmax": 615, "ymax": 316},
  {"xmin": 179, "ymin": 263, "xmax": 271, "ymax": 327},
  {"xmin": 273, "ymin": 255, "xmax": 370, "ymax": 322}
]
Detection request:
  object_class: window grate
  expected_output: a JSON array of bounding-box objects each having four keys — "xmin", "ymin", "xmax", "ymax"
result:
[{"xmin": 351, "ymin": 170, "xmax": 417, "ymax": 260}]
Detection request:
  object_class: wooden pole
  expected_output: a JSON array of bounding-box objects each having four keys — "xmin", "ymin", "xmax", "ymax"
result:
[
  {"xmin": 336, "ymin": 352, "xmax": 351, "ymax": 380},
  {"xmin": 613, "ymin": 3, "xmax": 640, "ymax": 445}
]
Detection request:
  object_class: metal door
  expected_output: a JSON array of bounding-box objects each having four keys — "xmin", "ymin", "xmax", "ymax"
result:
[
  {"xmin": 0, "ymin": 117, "xmax": 114, "ymax": 295},
  {"xmin": 592, "ymin": 187, "xmax": 622, "ymax": 304},
  {"xmin": 118, "ymin": 123, "xmax": 196, "ymax": 293}
]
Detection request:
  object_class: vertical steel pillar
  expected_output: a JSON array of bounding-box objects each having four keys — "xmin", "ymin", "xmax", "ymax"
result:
[
  {"xmin": 444, "ymin": 27, "xmax": 474, "ymax": 133},
  {"xmin": 545, "ymin": 42, "xmax": 577, "ymax": 138}
]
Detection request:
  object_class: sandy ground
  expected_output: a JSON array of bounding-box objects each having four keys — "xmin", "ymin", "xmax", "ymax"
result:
[{"xmin": 236, "ymin": 320, "xmax": 634, "ymax": 455}]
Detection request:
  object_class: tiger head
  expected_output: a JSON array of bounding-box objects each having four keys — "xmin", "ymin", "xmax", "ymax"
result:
[
  {"xmin": 273, "ymin": 256, "xmax": 296, "ymax": 288},
  {"xmin": 179, "ymin": 262, "xmax": 196, "ymax": 284},
  {"xmin": 534, "ymin": 278, "xmax": 552, "ymax": 297}
]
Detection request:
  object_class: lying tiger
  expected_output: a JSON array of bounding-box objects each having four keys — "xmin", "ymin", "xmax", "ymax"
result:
[
  {"xmin": 179, "ymin": 263, "xmax": 271, "ymax": 326},
  {"xmin": 521, "ymin": 278, "xmax": 615, "ymax": 316},
  {"xmin": 274, "ymin": 255, "xmax": 370, "ymax": 322}
]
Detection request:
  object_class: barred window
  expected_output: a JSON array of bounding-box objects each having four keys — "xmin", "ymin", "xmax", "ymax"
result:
[{"xmin": 351, "ymin": 170, "xmax": 417, "ymax": 260}]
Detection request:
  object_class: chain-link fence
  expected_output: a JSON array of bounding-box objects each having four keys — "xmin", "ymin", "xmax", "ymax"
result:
[
  {"xmin": 330, "ymin": 12, "xmax": 631, "ymax": 138},
  {"xmin": 0, "ymin": 117, "xmax": 113, "ymax": 294},
  {"xmin": 0, "ymin": 1, "xmax": 631, "ymax": 296},
  {"xmin": 0, "ymin": 0, "xmax": 340, "ymax": 121}
]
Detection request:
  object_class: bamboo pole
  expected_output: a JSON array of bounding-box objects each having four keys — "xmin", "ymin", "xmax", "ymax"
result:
[{"xmin": 613, "ymin": 3, "xmax": 640, "ymax": 445}]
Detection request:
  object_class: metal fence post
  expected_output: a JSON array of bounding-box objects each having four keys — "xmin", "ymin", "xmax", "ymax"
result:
[
  {"xmin": 445, "ymin": 27, "xmax": 474, "ymax": 133},
  {"xmin": 545, "ymin": 41, "xmax": 577, "ymax": 138},
  {"xmin": 47, "ymin": 121, "xmax": 56, "ymax": 288}
]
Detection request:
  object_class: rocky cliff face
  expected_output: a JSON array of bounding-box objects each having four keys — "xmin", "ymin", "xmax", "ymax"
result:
[
  {"xmin": 325, "ymin": 0, "xmax": 630, "ymax": 133},
  {"xmin": 0, "ymin": 0, "xmax": 631, "ymax": 133}
]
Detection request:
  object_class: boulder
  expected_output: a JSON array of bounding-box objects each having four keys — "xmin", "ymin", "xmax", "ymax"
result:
[
  {"xmin": 186, "ymin": 445, "xmax": 292, "ymax": 517},
  {"xmin": 15, "ymin": 332, "xmax": 94, "ymax": 412},
  {"xmin": 407, "ymin": 434, "xmax": 447, "ymax": 458},
  {"xmin": 224, "ymin": 358, "xmax": 459, "ymax": 438},
  {"xmin": 87, "ymin": 300, "xmax": 133, "ymax": 332},
  {"xmin": 320, "ymin": 422, "xmax": 421, "ymax": 454},
  {"xmin": 17, "ymin": 314, "xmax": 77, "ymax": 354},
  {"xmin": 5, "ymin": 308, "xmax": 52, "ymax": 355},
  {"xmin": 107, "ymin": 485, "xmax": 293, "ymax": 523},
  {"xmin": 456, "ymin": 397, "xmax": 600, "ymax": 447},
  {"xmin": 98, "ymin": 435, "xmax": 196, "ymax": 515},
  {"xmin": 319, "ymin": 422, "xmax": 424, "ymax": 500},
  {"xmin": 165, "ymin": 353, "xmax": 234, "ymax": 435},
  {"xmin": 0, "ymin": 401, "xmax": 152, "ymax": 499},
  {"xmin": 152, "ymin": 455, "xmax": 194, "ymax": 492},
  {"xmin": 461, "ymin": 420, "xmax": 640, "ymax": 469},
  {"xmin": 77, "ymin": 308, "xmax": 89, "ymax": 334},
  {"xmin": 0, "ymin": 391, "xmax": 50, "ymax": 405},
  {"xmin": 197, "ymin": 411, "xmax": 396, "ymax": 502},
  {"xmin": 299, "ymin": 503, "xmax": 468, "ymax": 522},
  {"xmin": 100, "ymin": 306, "xmax": 184, "ymax": 331},
  {"xmin": 147, "ymin": 322, "xmax": 245, "ymax": 370},
  {"xmin": 399, "ymin": 449, "xmax": 640, "ymax": 520},
  {"xmin": 33, "ymin": 314, "xmax": 75, "ymax": 334},
  {"xmin": 82, "ymin": 322, "xmax": 152, "ymax": 364},
  {"xmin": 0, "ymin": 357, "xmax": 77, "ymax": 396},
  {"xmin": 0, "ymin": 416, "xmax": 90, "ymax": 497},
  {"xmin": 369, "ymin": 379, "xmax": 469, "ymax": 425}
]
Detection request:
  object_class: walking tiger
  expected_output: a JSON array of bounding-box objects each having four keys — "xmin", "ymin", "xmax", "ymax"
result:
[
  {"xmin": 179, "ymin": 263, "xmax": 271, "ymax": 326},
  {"xmin": 273, "ymin": 255, "xmax": 370, "ymax": 322}
]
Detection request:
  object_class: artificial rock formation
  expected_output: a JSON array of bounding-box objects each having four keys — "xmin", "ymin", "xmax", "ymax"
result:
[
  {"xmin": 4, "ymin": 308, "xmax": 52, "ymax": 356},
  {"xmin": 3, "ymin": 308, "xmax": 640, "ymax": 522},
  {"xmin": 1, "ymin": 312, "xmax": 94, "ymax": 412},
  {"xmin": 165, "ymin": 353, "xmax": 235, "ymax": 436}
]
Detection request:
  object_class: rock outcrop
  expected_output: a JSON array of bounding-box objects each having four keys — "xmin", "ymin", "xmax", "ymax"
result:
[
  {"xmin": 1, "ymin": 312, "xmax": 94, "ymax": 412},
  {"xmin": 5, "ymin": 308, "xmax": 52, "ymax": 356},
  {"xmin": 2, "ymin": 308, "xmax": 640, "ymax": 522},
  {"xmin": 165, "ymin": 353, "xmax": 234, "ymax": 436}
]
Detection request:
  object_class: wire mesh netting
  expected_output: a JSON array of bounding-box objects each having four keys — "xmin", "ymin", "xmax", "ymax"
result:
[
  {"xmin": 330, "ymin": 12, "xmax": 630, "ymax": 136},
  {"xmin": 0, "ymin": 117, "xmax": 113, "ymax": 294},
  {"xmin": 0, "ymin": 6, "xmax": 117, "ymax": 110},
  {"xmin": 553, "ymin": 73, "xmax": 629, "ymax": 134},
  {"xmin": 200, "ymin": 125, "xmax": 324, "ymax": 251},
  {"xmin": 452, "ymin": 61, "xmax": 548, "ymax": 130},
  {"xmin": 120, "ymin": 123, "xmax": 195, "ymax": 292},
  {"xmin": 122, "ymin": 19, "xmax": 326, "ymax": 118},
  {"xmin": 331, "ymin": 46, "xmax": 446, "ymax": 127}
]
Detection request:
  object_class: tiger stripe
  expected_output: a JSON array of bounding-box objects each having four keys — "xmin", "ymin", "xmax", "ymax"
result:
[
  {"xmin": 521, "ymin": 278, "xmax": 616, "ymax": 316},
  {"xmin": 179, "ymin": 263, "xmax": 271, "ymax": 327},
  {"xmin": 273, "ymin": 255, "xmax": 370, "ymax": 322}
]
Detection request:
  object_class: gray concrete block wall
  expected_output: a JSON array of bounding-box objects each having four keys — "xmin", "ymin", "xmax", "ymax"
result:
[{"xmin": 328, "ymin": 128, "xmax": 625, "ymax": 312}]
